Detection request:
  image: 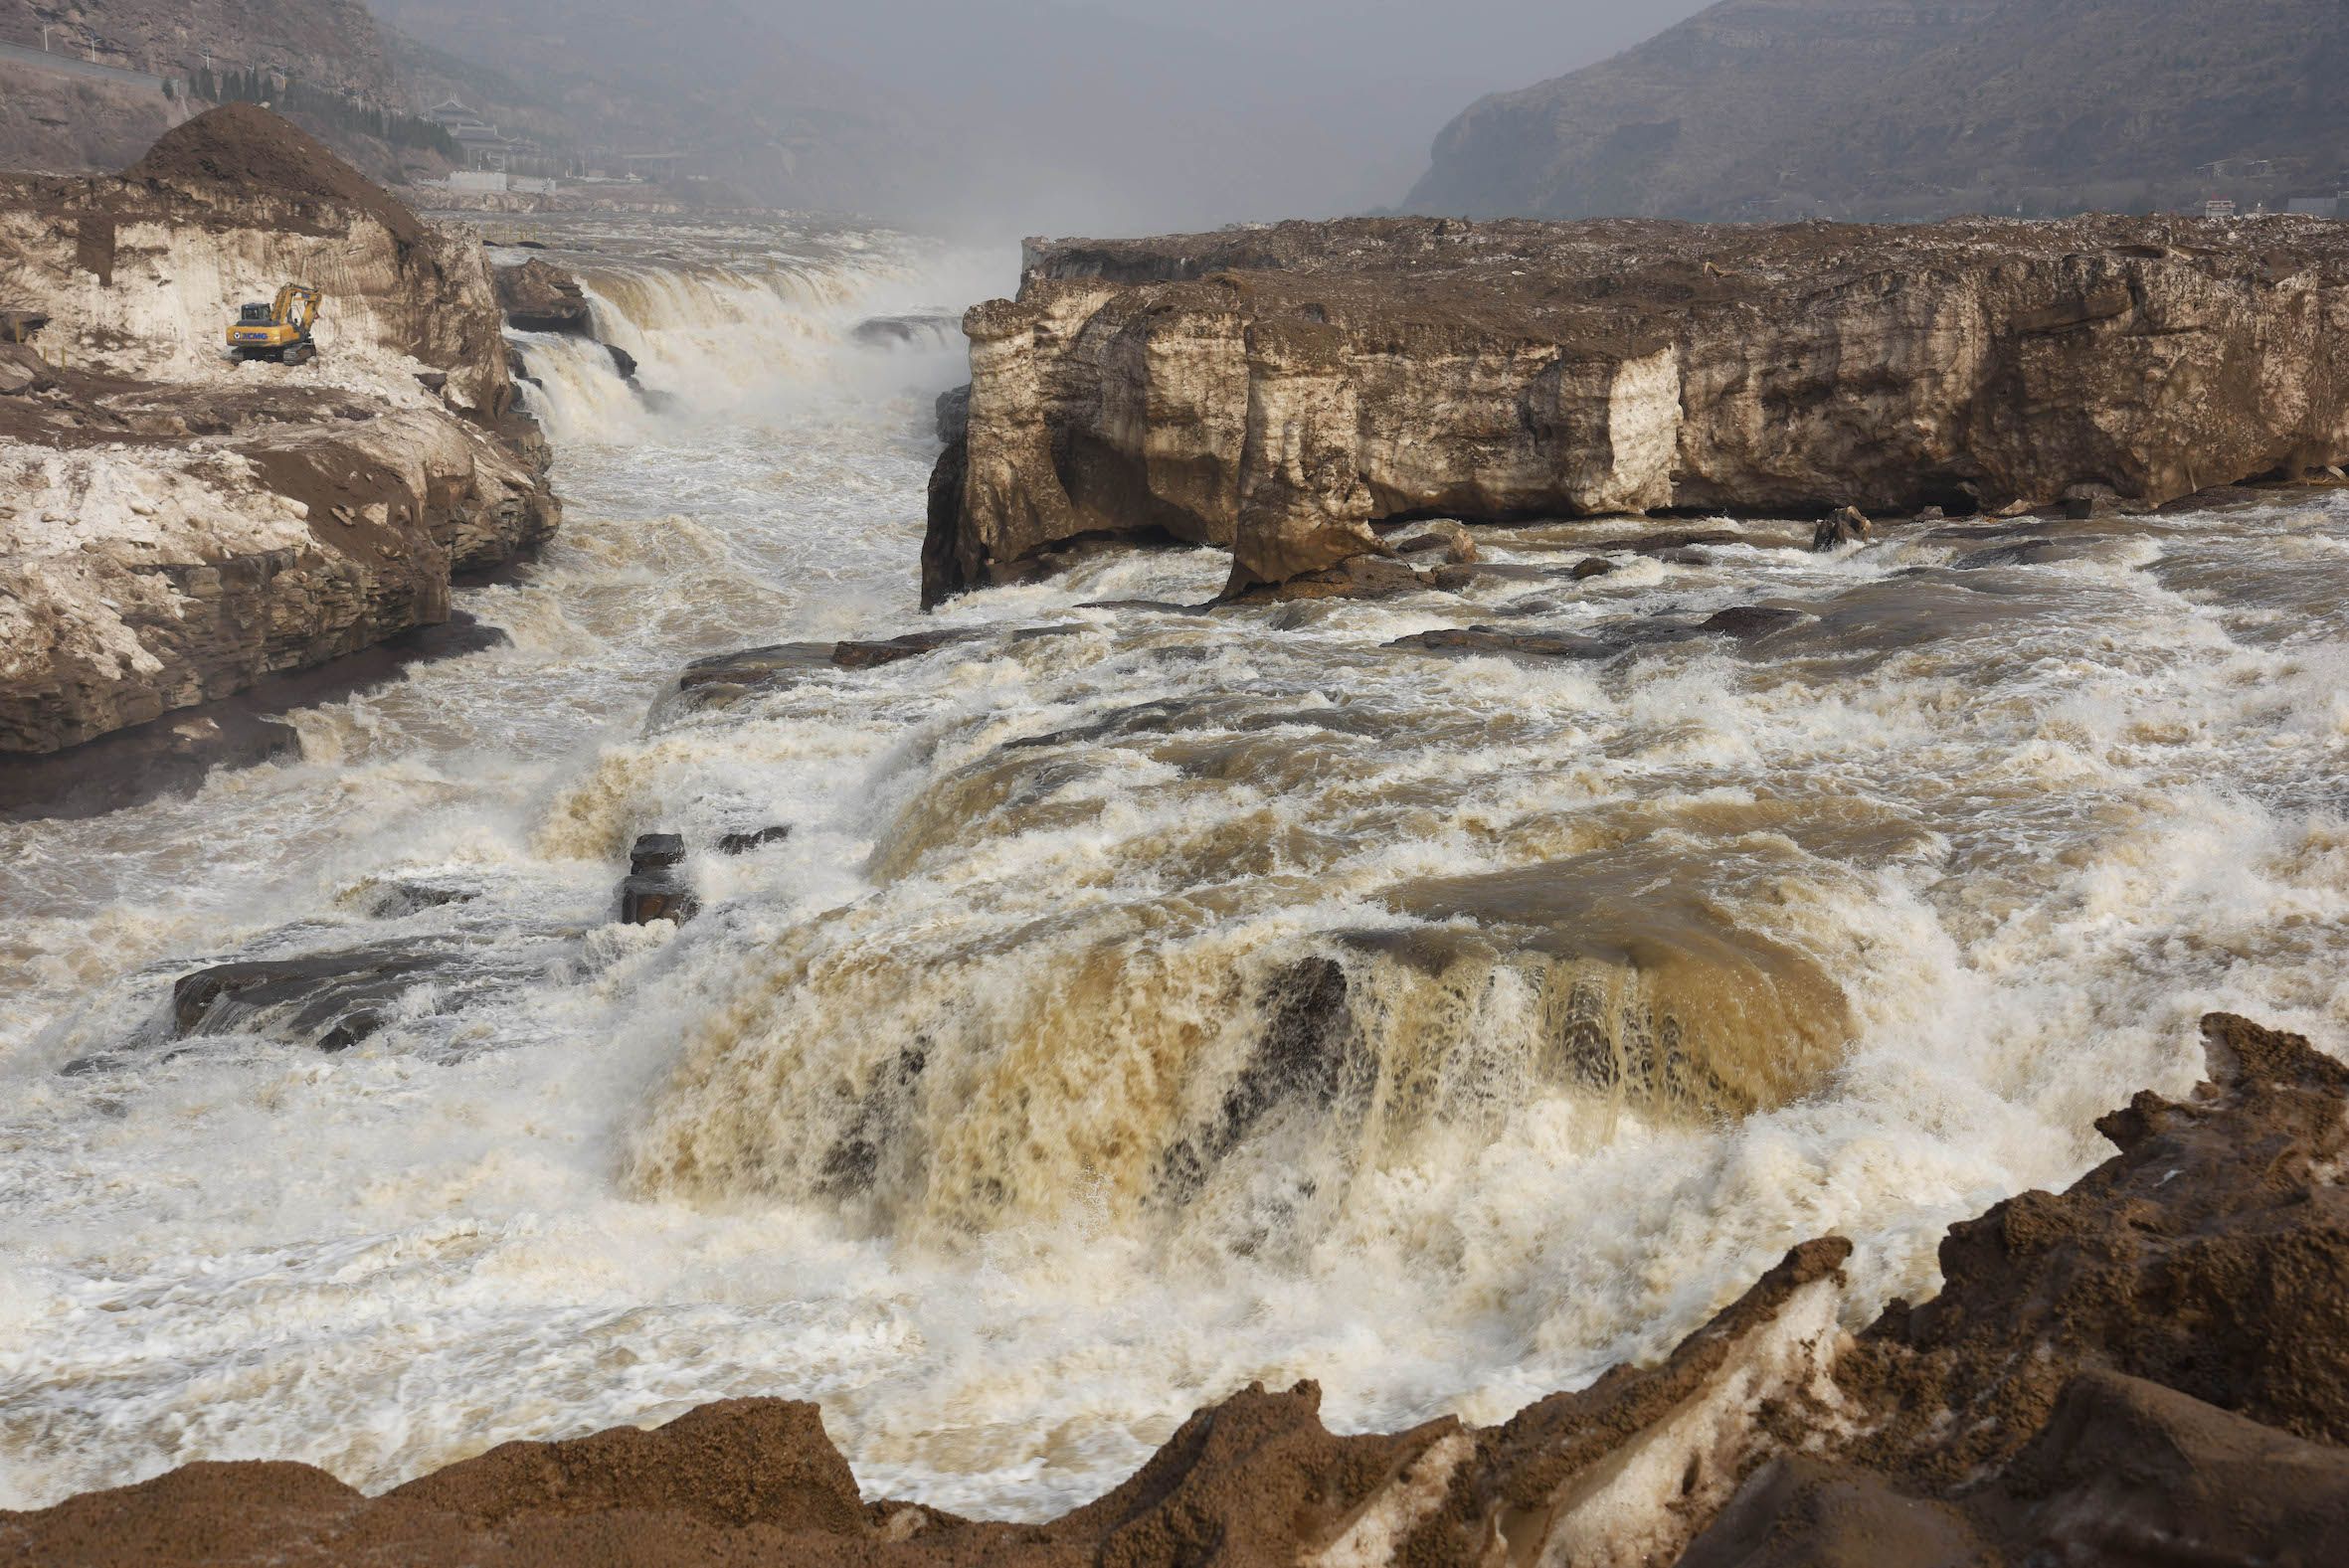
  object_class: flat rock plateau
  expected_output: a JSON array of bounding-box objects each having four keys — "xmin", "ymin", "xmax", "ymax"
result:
[
  {"xmin": 925, "ymin": 215, "xmax": 2349, "ymax": 603},
  {"xmin": 0, "ymin": 104, "xmax": 557, "ymax": 763},
  {"xmin": 4, "ymin": 1013, "xmax": 2343, "ymax": 1564}
]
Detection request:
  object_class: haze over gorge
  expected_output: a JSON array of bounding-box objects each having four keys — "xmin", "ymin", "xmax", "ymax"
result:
[{"xmin": 4, "ymin": 2, "xmax": 2349, "ymax": 1565}]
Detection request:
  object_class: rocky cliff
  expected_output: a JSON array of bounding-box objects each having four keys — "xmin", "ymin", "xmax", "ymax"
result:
[
  {"xmin": 0, "ymin": 105, "xmax": 556, "ymax": 755},
  {"xmin": 924, "ymin": 214, "xmax": 2349, "ymax": 603},
  {"xmin": 7, "ymin": 1013, "xmax": 2345, "ymax": 1564},
  {"xmin": 1408, "ymin": 0, "xmax": 2349, "ymax": 222}
]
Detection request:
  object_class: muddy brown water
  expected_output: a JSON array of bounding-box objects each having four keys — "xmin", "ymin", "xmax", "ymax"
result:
[{"xmin": 3, "ymin": 219, "xmax": 2347, "ymax": 1521}]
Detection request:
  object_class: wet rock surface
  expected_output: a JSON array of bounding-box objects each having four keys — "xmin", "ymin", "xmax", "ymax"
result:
[
  {"xmin": 1811, "ymin": 506, "xmax": 1873, "ymax": 551},
  {"xmin": 619, "ymin": 832, "xmax": 697, "ymax": 926},
  {"xmin": 926, "ymin": 215, "xmax": 2349, "ymax": 602},
  {"xmin": 121, "ymin": 922, "xmax": 576, "ymax": 1066},
  {"xmin": 12, "ymin": 1010, "xmax": 2342, "ymax": 1564},
  {"xmin": 716, "ymin": 823, "xmax": 792, "ymax": 855},
  {"xmin": 674, "ymin": 628, "xmax": 1014, "ymax": 711},
  {"xmin": 491, "ymin": 259, "xmax": 595, "ymax": 336}
]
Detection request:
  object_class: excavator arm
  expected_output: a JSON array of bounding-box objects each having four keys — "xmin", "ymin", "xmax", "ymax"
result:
[{"xmin": 271, "ymin": 284, "xmax": 320, "ymax": 332}]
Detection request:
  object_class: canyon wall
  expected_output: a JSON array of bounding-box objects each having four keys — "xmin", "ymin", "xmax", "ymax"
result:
[
  {"xmin": 0, "ymin": 106, "xmax": 556, "ymax": 755},
  {"xmin": 925, "ymin": 214, "xmax": 2349, "ymax": 603}
]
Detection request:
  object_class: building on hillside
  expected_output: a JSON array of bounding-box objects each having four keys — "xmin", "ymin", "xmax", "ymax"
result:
[
  {"xmin": 2286, "ymin": 196, "xmax": 2346, "ymax": 218},
  {"xmin": 2201, "ymin": 198, "xmax": 2238, "ymax": 220},
  {"xmin": 423, "ymin": 97, "xmax": 491, "ymax": 134},
  {"xmin": 421, "ymin": 97, "xmax": 544, "ymax": 172}
]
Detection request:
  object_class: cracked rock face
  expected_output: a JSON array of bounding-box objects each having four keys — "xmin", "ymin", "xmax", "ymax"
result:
[
  {"xmin": 0, "ymin": 109, "xmax": 557, "ymax": 755},
  {"xmin": 923, "ymin": 215, "xmax": 2349, "ymax": 603}
]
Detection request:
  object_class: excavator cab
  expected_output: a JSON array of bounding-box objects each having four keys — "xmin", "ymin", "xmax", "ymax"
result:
[{"xmin": 226, "ymin": 284, "xmax": 322, "ymax": 365}]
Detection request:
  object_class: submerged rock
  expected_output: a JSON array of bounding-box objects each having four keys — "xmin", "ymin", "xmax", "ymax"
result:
[
  {"xmin": 1219, "ymin": 553, "xmax": 1432, "ymax": 604},
  {"xmin": 1812, "ymin": 505, "xmax": 1873, "ymax": 551},
  {"xmin": 829, "ymin": 628, "xmax": 989, "ymax": 669},
  {"xmin": 156, "ymin": 927, "xmax": 570, "ymax": 1057},
  {"xmin": 1699, "ymin": 604, "xmax": 1811, "ymax": 639},
  {"xmin": 1387, "ymin": 625, "xmax": 1614, "ymax": 659}
]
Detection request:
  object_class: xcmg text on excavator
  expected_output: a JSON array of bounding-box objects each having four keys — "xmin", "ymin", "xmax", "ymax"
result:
[{"xmin": 225, "ymin": 284, "xmax": 321, "ymax": 365}]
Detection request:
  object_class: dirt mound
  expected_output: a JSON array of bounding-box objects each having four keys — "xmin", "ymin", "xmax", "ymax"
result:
[
  {"xmin": 4, "ymin": 1013, "xmax": 2346, "ymax": 1565},
  {"xmin": 121, "ymin": 104, "xmax": 422, "ymax": 248}
]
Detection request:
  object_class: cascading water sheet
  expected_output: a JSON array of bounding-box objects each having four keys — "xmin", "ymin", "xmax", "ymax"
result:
[{"xmin": 4, "ymin": 214, "xmax": 2347, "ymax": 1524}]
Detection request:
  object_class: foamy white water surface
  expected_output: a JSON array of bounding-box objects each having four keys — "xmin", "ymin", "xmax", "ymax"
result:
[{"xmin": 3, "ymin": 214, "xmax": 2346, "ymax": 1517}]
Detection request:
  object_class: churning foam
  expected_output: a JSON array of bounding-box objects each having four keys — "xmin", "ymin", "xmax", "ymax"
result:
[{"xmin": 3, "ymin": 215, "xmax": 2347, "ymax": 1524}]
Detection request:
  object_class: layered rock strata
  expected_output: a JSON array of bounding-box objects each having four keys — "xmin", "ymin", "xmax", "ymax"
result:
[
  {"xmin": 924, "ymin": 215, "xmax": 2349, "ymax": 603},
  {"xmin": 7, "ymin": 1012, "xmax": 2343, "ymax": 1565},
  {"xmin": 0, "ymin": 106, "xmax": 556, "ymax": 754},
  {"xmin": 492, "ymin": 257, "xmax": 594, "ymax": 338}
]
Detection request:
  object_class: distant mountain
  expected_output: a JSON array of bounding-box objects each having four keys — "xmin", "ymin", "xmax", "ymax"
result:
[
  {"xmin": 0, "ymin": 1, "xmax": 486, "ymax": 183},
  {"xmin": 9, "ymin": 0, "xmax": 394, "ymax": 97},
  {"xmin": 1409, "ymin": 0, "xmax": 2349, "ymax": 221}
]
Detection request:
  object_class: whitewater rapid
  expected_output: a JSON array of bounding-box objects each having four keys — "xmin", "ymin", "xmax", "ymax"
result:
[{"xmin": 3, "ymin": 215, "xmax": 2346, "ymax": 1519}]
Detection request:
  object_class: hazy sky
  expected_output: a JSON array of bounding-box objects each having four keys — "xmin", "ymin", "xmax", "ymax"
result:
[
  {"xmin": 772, "ymin": 0, "xmax": 1713, "ymax": 233},
  {"xmin": 381, "ymin": 0, "xmax": 1712, "ymax": 234}
]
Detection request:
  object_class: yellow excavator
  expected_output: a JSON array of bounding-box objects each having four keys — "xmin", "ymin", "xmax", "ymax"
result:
[{"xmin": 225, "ymin": 284, "xmax": 322, "ymax": 365}]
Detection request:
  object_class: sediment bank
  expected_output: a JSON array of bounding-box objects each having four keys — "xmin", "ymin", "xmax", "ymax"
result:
[{"xmin": 0, "ymin": 105, "xmax": 557, "ymax": 757}]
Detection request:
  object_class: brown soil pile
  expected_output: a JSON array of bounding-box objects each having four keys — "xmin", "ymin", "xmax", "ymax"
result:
[
  {"xmin": 121, "ymin": 104, "xmax": 423, "ymax": 249},
  {"xmin": 4, "ymin": 1014, "xmax": 2346, "ymax": 1565}
]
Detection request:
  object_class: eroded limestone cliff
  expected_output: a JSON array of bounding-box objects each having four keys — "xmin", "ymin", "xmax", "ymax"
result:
[
  {"xmin": 924, "ymin": 215, "xmax": 2349, "ymax": 604},
  {"xmin": 0, "ymin": 106, "xmax": 556, "ymax": 755}
]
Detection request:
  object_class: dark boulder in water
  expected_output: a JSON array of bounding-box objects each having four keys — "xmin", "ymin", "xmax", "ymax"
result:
[
  {"xmin": 828, "ymin": 629, "xmax": 989, "ymax": 670},
  {"xmin": 169, "ymin": 952, "xmax": 429, "ymax": 1050},
  {"xmin": 619, "ymin": 876, "xmax": 696, "ymax": 926},
  {"xmin": 493, "ymin": 260, "xmax": 594, "ymax": 337},
  {"xmin": 1387, "ymin": 625, "xmax": 1615, "ymax": 659},
  {"xmin": 1812, "ymin": 505, "xmax": 1874, "ymax": 551},
  {"xmin": 1699, "ymin": 605, "xmax": 1811, "ymax": 640},
  {"xmin": 630, "ymin": 833, "xmax": 685, "ymax": 873},
  {"xmin": 619, "ymin": 833, "xmax": 696, "ymax": 926}
]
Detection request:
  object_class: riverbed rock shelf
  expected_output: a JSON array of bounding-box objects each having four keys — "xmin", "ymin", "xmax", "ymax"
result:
[
  {"xmin": 6, "ymin": 1011, "xmax": 2341, "ymax": 1565},
  {"xmin": 924, "ymin": 214, "xmax": 2349, "ymax": 603}
]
